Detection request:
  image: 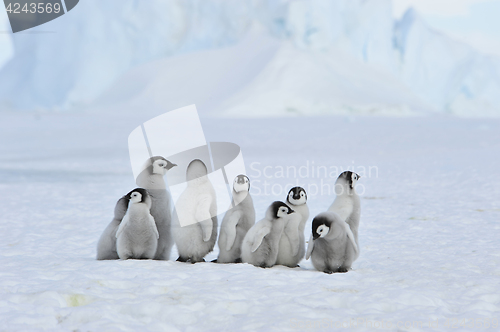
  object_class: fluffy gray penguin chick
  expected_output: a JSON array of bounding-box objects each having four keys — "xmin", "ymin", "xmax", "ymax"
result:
[
  {"xmin": 173, "ymin": 159, "xmax": 218, "ymax": 263},
  {"xmin": 96, "ymin": 195, "xmax": 129, "ymax": 260},
  {"xmin": 136, "ymin": 156, "xmax": 176, "ymax": 260},
  {"xmin": 327, "ymin": 171, "xmax": 361, "ymax": 260},
  {"xmin": 216, "ymin": 175, "xmax": 255, "ymax": 263},
  {"xmin": 241, "ymin": 201, "xmax": 296, "ymax": 268},
  {"xmin": 306, "ymin": 211, "xmax": 358, "ymax": 274},
  {"xmin": 116, "ymin": 188, "xmax": 159, "ymax": 260}
]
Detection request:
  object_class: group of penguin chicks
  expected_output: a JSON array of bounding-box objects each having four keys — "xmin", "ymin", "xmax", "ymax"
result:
[{"xmin": 96, "ymin": 156, "xmax": 361, "ymax": 274}]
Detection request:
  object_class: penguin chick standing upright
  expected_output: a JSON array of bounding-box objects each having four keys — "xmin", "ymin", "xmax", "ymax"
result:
[
  {"xmin": 276, "ymin": 187, "xmax": 310, "ymax": 267},
  {"xmin": 241, "ymin": 201, "xmax": 295, "ymax": 268},
  {"xmin": 173, "ymin": 159, "xmax": 218, "ymax": 263},
  {"xmin": 116, "ymin": 188, "xmax": 159, "ymax": 260},
  {"xmin": 136, "ymin": 156, "xmax": 176, "ymax": 260},
  {"xmin": 96, "ymin": 195, "xmax": 129, "ymax": 260},
  {"xmin": 217, "ymin": 175, "xmax": 255, "ymax": 263},
  {"xmin": 328, "ymin": 171, "xmax": 361, "ymax": 259},
  {"xmin": 305, "ymin": 212, "xmax": 358, "ymax": 274}
]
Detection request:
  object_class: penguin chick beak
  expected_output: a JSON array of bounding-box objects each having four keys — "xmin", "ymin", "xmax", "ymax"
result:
[
  {"xmin": 167, "ymin": 163, "xmax": 177, "ymax": 170},
  {"xmin": 313, "ymin": 233, "xmax": 319, "ymax": 240},
  {"xmin": 287, "ymin": 209, "xmax": 295, "ymax": 214}
]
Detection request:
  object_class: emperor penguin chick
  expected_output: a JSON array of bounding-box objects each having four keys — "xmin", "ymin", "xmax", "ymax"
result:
[
  {"xmin": 96, "ymin": 195, "xmax": 129, "ymax": 260},
  {"xmin": 116, "ymin": 188, "xmax": 159, "ymax": 260},
  {"xmin": 217, "ymin": 175, "xmax": 256, "ymax": 263},
  {"xmin": 305, "ymin": 212, "xmax": 358, "ymax": 274},
  {"xmin": 136, "ymin": 156, "xmax": 176, "ymax": 260},
  {"xmin": 328, "ymin": 171, "xmax": 361, "ymax": 259},
  {"xmin": 173, "ymin": 159, "xmax": 218, "ymax": 263},
  {"xmin": 276, "ymin": 187, "xmax": 310, "ymax": 267},
  {"xmin": 241, "ymin": 201, "xmax": 295, "ymax": 268}
]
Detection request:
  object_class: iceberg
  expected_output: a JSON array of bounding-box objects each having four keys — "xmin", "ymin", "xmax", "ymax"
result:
[{"xmin": 0, "ymin": 0, "xmax": 499, "ymax": 116}]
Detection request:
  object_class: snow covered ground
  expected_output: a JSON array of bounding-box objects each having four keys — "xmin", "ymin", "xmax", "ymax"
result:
[{"xmin": 0, "ymin": 111, "xmax": 499, "ymax": 331}]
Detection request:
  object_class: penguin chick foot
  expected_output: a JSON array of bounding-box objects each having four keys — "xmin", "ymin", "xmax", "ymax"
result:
[
  {"xmin": 190, "ymin": 258, "xmax": 206, "ymax": 264},
  {"xmin": 176, "ymin": 256, "xmax": 188, "ymax": 262},
  {"xmin": 234, "ymin": 258, "xmax": 242, "ymax": 263},
  {"xmin": 338, "ymin": 267, "xmax": 349, "ymax": 273}
]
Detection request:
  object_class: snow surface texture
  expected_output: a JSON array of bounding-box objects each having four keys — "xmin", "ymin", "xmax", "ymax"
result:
[
  {"xmin": 1, "ymin": 111, "xmax": 499, "ymax": 331},
  {"xmin": 1, "ymin": 0, "xmax": 500, "ymax": 116}
]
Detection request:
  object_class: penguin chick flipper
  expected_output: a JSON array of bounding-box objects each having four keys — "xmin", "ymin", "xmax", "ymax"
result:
[
  {"xmin": 195, "ymin": 195, "xmax": 213, "ymax": 242},
  {"xmin": 200, "ymin": 219, "xmax": 213, "ymax": 242},
  {"xmin": 344, "ymin": 222, "xmax": 358, "ymax": 254},
  {"xmin": 115, "ymin": 215, "xmax": 130, "ymax": 239},
  {"xmin": 222, "ymin": 210, "xmax": 242, "ymax": 251},
  {"xmin": 251, "ymin": 226, "xmax": 271, "ymax": 253},
  {"xmin": 305, "ymin": 234, "xmax": 314, "ymax": 260},
  {"xmin": 148, "ymin": 214, "xmax": 159, "ymax": 239}
]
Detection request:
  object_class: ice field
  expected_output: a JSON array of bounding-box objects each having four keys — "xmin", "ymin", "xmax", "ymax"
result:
[{"xmin": 0, "ymin": 111, "xmax": 499, "ymax": 331}]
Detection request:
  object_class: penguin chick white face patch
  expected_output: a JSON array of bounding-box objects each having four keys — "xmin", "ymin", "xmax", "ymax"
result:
[
  {"xmin": 350, "ymin": 172, "xmax": 360, "ymax": 189},
  {"xmin": 277, "ymin": 207, "xmax": 290, "ymax": 218},
  {"xmin": 130, "ymin": 192, "xmax": 142, "ymax": 204},
  {"xmin": 153, "ymin": 159, "xmax": 168, "ymax": 175},
  {"xmin": 315, "ymin": 225, "xmax": 329, "ymax": 239}
]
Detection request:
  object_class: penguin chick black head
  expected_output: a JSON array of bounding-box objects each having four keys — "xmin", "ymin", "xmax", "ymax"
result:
[
  {"xmin": 268, "ymin": 201, "xmax": 294, "ymax": 220},
  {"xmin": 126, "ymin": 188, "xmax": 149, "ymax": 204},
  {"xmin": 312, "ymin": 212, "xmax": 347, "ymax": 240},
  {"xmin": 312, "ymin": 214, "xmax": 332, "ymax": 240},
  {"xmin": 150, "ymin": 156, "xmax": 176, "ymax": 176},
  {"xmin": 233, "ymin": 174, "xmax": 250, "ymax": 193},
  {"xmin": 287, "ymin": 187, "xmax": 307, "ymax": 206},
  {"xmin": 337, "ymin": 171, "xmax": 361, "ymax": 190}
]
